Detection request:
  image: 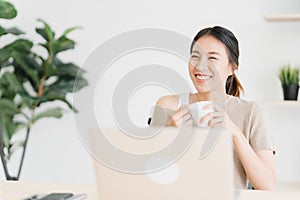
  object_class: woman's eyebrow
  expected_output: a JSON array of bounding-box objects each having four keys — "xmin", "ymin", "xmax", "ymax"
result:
[
  {"xmin": 208, "ymin": 51, "xmax": 220, "ymax": 55},
  {"xmin": 192, "ymin": 50, "xmax": 220, "ymax": 56}
]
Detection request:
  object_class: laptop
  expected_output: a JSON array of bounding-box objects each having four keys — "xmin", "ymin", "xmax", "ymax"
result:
[{"xmin": 91, "ymin": 127, "xmax": 234, "ymax": 200}]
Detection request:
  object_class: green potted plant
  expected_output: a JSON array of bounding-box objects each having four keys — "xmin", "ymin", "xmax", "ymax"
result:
[
  {"xmin": 279, "ymin": 64, "xmax": 299, "ymax": 100},
  {"xmin": 0, "ymin": 0, "xmax": 88, "ymax": 180}
]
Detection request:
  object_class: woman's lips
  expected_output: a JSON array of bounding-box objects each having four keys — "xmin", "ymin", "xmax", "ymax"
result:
[{"xmin": 195, "ymin": 73, "xmax": 212, "ymax": 83}]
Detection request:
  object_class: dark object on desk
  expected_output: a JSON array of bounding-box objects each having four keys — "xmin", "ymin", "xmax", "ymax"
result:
[
  {"xmin": 39, "ymin": 193, "xmax": 73, "ymax": 200},
  {"xmin": 247, "ymin": 182, "xmax": 255, "ymax": 190},
  {"xmin": 66, "ymin": 194, "xmax": 87, "ymax": 200},
  {"xmin": 23, "ymin": 193, "xmax": 87, "ymax": 200},
  {"xmin": 147, "ymin": 117, "xmax": 152, "ymax": 125}
]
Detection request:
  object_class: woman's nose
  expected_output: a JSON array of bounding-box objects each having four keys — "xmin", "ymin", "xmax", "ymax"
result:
[{"xmin": 196, "ymin": 58, "xmax": 209, "ymax": 71}]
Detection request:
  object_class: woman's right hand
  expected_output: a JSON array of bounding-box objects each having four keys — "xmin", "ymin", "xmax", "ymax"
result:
[{"xmin": 168, "ymin": 105, "xmax": 193, "ymax": 128}]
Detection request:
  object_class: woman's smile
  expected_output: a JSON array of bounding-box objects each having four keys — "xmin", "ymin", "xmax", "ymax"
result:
[{"xmin": 194, "ymin": 71, "xmax": 213, "ymax": 84}]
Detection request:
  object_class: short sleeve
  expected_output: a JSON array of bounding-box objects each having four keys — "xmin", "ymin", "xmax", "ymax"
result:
[
  {"xmin": 149, "ymin": 105, "xmax": 175, "ymax": 126},
  {"xmin": 249, "ymin": 102, "xmax": 275, "ymax": 154}
]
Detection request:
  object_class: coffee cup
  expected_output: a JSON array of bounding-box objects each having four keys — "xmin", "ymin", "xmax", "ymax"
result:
[{"xmin": 188, "ymin": 101, "xmax": 214, "ymax": 127}]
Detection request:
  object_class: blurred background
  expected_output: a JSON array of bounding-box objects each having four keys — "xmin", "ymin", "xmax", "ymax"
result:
[{"xmin": 1, "ymin": 0, "xmax": 300, "ymax": 186}]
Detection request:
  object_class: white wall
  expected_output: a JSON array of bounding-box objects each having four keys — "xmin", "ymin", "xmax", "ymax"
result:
[
  {"xmin": 265, "ymin": 104, "xmax": 300, "ymax": 183},
  {"xmin": 1, "ymin": 0, "xmax": 300, "ymax": 183}
]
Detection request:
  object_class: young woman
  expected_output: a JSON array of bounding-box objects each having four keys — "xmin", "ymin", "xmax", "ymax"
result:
[{"xmin": 150, "ymin": 26, "xmax": 276, "ymax": 190}]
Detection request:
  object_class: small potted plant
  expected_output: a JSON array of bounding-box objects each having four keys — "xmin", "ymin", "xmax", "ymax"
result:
[{"xmin": 279, "ymin": 64, "xmax": 299, "ymax": 100}]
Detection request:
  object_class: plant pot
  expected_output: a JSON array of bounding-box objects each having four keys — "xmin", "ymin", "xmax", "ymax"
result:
[
  {"xmin": 282, "ymin": 84, "xmax": 299, "ymax": 100},
  {"xmin": 0, "ymin": 127, "xmax": 31, "ymax": 181}
]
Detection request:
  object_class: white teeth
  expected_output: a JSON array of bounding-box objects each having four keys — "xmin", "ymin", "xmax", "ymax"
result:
[{"xmin": 196, "ymin": 74, "xmax": 211, "ymax": 80}]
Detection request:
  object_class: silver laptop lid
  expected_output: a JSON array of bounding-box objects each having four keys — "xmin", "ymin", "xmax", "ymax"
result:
[{"xmin": 90, "ymin": 127, "xmax": 234, "ymax": 200}]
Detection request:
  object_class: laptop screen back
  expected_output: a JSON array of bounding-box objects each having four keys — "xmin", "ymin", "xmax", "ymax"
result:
[{"xmin": 92, "ymin": 127, "xmax": 234, "ymax": 200}]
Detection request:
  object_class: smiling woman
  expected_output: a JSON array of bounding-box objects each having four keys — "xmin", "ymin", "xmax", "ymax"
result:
[
  {"xmin": 150, "ymin": 26, "xmax": 276, "ymax": 190},
  {"xmin": 189, "ymin": 27, "xmax": 244, "ymax": 98}
]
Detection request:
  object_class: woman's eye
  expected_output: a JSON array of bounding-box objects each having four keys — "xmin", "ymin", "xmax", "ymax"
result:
[
  {"xmin": 208, "ymin": 56, "xmax": 217, "ymax": 60},
  {"xmin": 191, "ymin": 55, "xmax": 200, "ymax": 59}
]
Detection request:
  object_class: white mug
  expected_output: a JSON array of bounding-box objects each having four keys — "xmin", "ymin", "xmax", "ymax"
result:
[{"xmin": 188, "ymin": 101, "xmax": 214, "ymax": 127}]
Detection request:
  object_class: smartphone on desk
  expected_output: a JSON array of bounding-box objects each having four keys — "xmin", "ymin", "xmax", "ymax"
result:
[{"xmin": 39, "ymin": 193, "xmax": 73, "ymax": 200}]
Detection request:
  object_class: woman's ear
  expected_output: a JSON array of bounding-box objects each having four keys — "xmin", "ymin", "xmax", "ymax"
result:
[
  {"xmin": 229, "ymin": 64, "xmax": 238, "ymax": 76},
  {"xmin": 227, "ymin": 64, "xmax": 234, "ymax": 76}
]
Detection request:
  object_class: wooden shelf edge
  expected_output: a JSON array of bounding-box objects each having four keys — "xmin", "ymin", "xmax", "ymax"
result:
[
  {"xmin": 264, "ymin": 14, "xmax": 300, "ymax": 21},
  {"xmin": 263, "ymin": 101, "xmax": 300, "ymax": 107}
]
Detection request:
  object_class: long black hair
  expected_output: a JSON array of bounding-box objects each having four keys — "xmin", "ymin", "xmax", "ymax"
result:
[{"xmin": 190, "ymin": 26, "xmax": 244, "ymax": 97}]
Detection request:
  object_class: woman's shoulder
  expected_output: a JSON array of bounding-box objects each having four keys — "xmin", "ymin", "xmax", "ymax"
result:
[
  {"xmin": 156, "ymin": 95, "xmax": 179, "ymax": 110},
  {"xmin": 226, "ymin": 96, "xmax": 266, "ymax": 113}
]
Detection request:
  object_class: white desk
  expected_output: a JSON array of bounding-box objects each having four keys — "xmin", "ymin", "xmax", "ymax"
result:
[
  {"xmin": 1, "ymin": 181, "xmax": 300, "ymax": 200},
  {"xmin": 236, "ymin": 190, "xmax": 300, "ymax": 200},
  {"xmin": 0, "ymin": 181, "xmax": 97, "ymax": 200}
]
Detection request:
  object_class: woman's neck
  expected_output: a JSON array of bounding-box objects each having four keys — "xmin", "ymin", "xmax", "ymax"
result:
[
  {"xmin": 190, "ymin": 91, "xmax": 227, "ymax": 103},
  {"xmin": 189, "ymin": 93, "xmax": 210, "ymax": 104}
]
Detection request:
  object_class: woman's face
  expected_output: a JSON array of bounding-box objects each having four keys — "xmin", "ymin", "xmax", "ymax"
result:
[{"xmin": 188, "ymin": 35, "xmax": 233, "ymax": 95}]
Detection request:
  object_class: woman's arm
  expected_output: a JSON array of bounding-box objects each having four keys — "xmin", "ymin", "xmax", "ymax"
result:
[
  {"xmin": 155, "ymin": 95, "xmax": 193, "ymax": 127},
  {"xmin": 232, "ymin": 129, "xmax": 276, "ymax": 190},
  {"xmin": 202, "ymin": 104, "xmax": 276, "ymax": 190}
]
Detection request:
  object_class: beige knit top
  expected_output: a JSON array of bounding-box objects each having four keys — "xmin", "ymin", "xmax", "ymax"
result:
[{"xmin": 150, "ymin": 94, "xmax": 275, "ymax": 189}]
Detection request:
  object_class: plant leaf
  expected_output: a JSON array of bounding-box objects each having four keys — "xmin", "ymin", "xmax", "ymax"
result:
[
  {"xmin": 38, "ymin": 42, "xmax": 48, "ymax": 52},
  {"xmin": 5, "ymin": 27, "xmax": 23, "ymax": 35},
  {"xmin": 18, "ymin": 92, "xmax": 37, "ymax": 109},
  {"xmin": 35, "ymin": 28, "xmax": 48, "ymax": 42},
  {"xmin": 0, "ymin": 26, "xmax": 4, "ymax": 35},
  {"xmin": 14, "ymin": 122, "xmax": 27, "ymax": 133},
  {"xmin": 0, "ymin": 26, "xmax": 24, "ymax": 37},
  {"xmin": 2, "ymin": 72, "xmax": 23, "ymax": 92},
  {"xmin": 0, "ymin": 47, "xmax": 11, "ymax": 66},
  {"xmin": 0, "ymin": 98, "xmax": 20, "ymax": 115},
  {"xmin": 61, "ymin": 26, "xmax": 81, "ymax": 37},
  {"xmin": 0, "ymin": 112, "xmax": 20, "ymax": 150},
  {"xmin": 37, "ymin": 19, "xmax": 55, "ymax": 42},
  {"xmin": 39, "ymin": 89, "xmax": 77, "ymax": 112},
  {"xmin": 0, "ymin": 80, "xmax": 16, "ymax": 100},
  {"xmin": 0, "ymin": 114, "xmax": 12, "ymax": 148},
  {"xmin": 73, "ymin": 76, "xmax": 88, "ymax": 92},
  {"xmin": 279, "ymin": 64, "xmax": 300, "ymax": 85},
  {"xmin": 12, "ymin": 52, "xmax": 40, "ymax": 85},
  {"xmin": 32, "ymin": 108, "xmax": 63, "ymax": 123},
  {"xmin": 10, "ymin": 39, "xmax": 33, "ymax": 53},
  {"xmin": 53, "ymin": 57, "xmax": 63, "ymax": 66},
  {"xmin": 0, "ymin": 39, "xmax": 33, "ymax": 69},
  {"xmin": 0, "ymin": 0, "xmax": 17, "ymax": 19},
  {"xmin": 57, "ymin": 63, "xmax": 85, "ymax": 78},
  {"xmin": 43, "ymin": 62, "xmax": 58, "ymax": 77},
  {"xmin": 52, "ymin": 36, "xmax": 75, "ymax": 54},
  {"xmin": 51, "ymin": 75, "xmax": 88, "ymax": 93}
]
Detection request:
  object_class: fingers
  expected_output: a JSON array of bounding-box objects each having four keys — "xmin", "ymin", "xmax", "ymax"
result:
[
  {"xmin": 169, "ymin": 106, "xmax": 193, "ymax": 127},
  {"xmin": 172, "ymin": 106, "xmax": 189, "ymax": 122},
  {"xmin": 181, "ymin": 111, "xmax": 191, "ymax": 122},
  {"xmin": 208, "ymin": 117, "xmax": 225, "ymax": 127},
  {"xmin": 181, "ymin": 118, "xmax": 194, "ymax": 128},
  {"xmin": 200, "ymin": 104, "xmax": 226, "ymax": 127},
  {"xmin": 199, "ymin": 111, "xmax": 224, "ymax": 123},
  {"xmin": 169, "ymin": 103, "xmax": 228, "ymax": 128}
]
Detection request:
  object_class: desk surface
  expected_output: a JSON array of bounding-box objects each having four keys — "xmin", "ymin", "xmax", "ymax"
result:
[
  {"xmin": 1, "ymin": 181, "xmax": 300, "ymax": 200},
  {"xmin": 0, "ymin": 181, "xmax": 97, "ymax": 200}
]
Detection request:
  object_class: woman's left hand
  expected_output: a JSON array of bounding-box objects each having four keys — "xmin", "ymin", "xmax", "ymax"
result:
[{"xmin": 200, "ymin": 103, "xmax": 241, "ymax": 137}]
